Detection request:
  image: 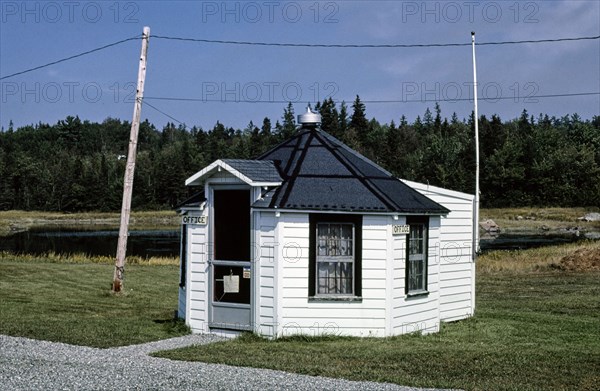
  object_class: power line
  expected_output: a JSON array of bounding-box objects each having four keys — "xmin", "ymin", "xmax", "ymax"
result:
[
  {"xmin": 0, "ymin": 35, "xmax": 141, "ymax": 81},
  {"xmin": 140, "ymin": 92, "xmax": 598, "ymax": 126},
  {"xmin": 359, "ymin": 92, "xmax": 600, "ymax": 103},
  {"xmin": 2, "ymin": 34, "xmax": 597, "ymax": 81},
  {"xmin": 144, "ymin": 92, "xmax": 600, "ymax": 105},
  {"xmin": 143, "ymin": 99, "xmax": 186, "ymax": 126},
  {"xmin": 146, "ymin": 96, "xmax": 293, "ymax": 104},
  {"xmin": 477, "ymin": 35, "xmax": 600, "ymax": 46},
  {"xmin": 152, "ymin": 34, "xmax": 600, "ymax": 48}
]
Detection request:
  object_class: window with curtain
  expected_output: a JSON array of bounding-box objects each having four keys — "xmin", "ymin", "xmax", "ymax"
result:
[
  {"xmin": 406, "ymin": 218, "xmax": 428, "ymax": 295},
  {"xmin": 316, "ymin": 223, "xmax": 354, "ymax": 295},
  {"xmin": 309, "ymin": 214, "xmax": 362, "ymax": 299}
]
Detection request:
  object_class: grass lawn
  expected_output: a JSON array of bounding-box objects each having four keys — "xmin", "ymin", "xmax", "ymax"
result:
[
  {"xmin": 1, "ymin": 240, "xmax": 599, "ymax": 390},
  {"xmin": 0, "ymin": 259, "xmax": 187, "ymax": 348},
  {"xmin": 154, "ymin": 245, "xmax": 600, "ymax": 391}
]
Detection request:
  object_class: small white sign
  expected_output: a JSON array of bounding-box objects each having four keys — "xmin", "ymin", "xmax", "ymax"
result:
[
  {"xmin": 182, "ymin": 215, "xmax": 207, "ymax": 225},
  {"xmin": 392, "ymin": 224, "xmax": 410, "ymax": 235},
  {"xmin": 223, "ymin": 275, "xmax": 240, "ymax": 293},
  {"xmin": 243, "ymin": 267, "xmax": 251, "ymax": 279}
]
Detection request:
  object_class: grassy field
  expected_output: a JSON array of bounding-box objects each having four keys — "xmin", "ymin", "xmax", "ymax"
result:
[
  {"xmin": 0, "ymin": 256, "xmax": 186, "ymax": 348},
  {"xmin": 480, "ymin": 207, "xmax": 600, "ymax": 231},
  {"xmin": 154, "ymin": 243, "xmax": 600, "ymax": 391},
  {"xmin": 2, "ymin": 207, "xmax": 597, "ymax": 236},
  {"xmin": 1, "ymin": 225, "xmax": 599, "ymax": 389}
]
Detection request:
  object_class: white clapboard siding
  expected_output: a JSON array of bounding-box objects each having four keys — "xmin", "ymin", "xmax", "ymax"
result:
[
  {"xmin": 278, "ymin": 213, "xmax": 388, "ymax": 337},
  {"xmin": 186, "ymin": 214, "xmax": 210, "ymax": 334},
  {"xmin": 390, "ymin": 216, "xmax": 442, "ymax": 335},
  {"xmin": 403, "ymin": 180, "xmax": 475, "ymax": 322},
  {"xmin": 257, "ymin": 211, "xmax": 277, "ymax": 337}
]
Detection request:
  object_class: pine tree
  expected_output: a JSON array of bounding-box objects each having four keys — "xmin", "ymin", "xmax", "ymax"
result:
[
  {"xmin": 423, "ymin": 108, "xmax": 433, "ymax": 132},
  {"xmin": 280, "ymin": 103, "xmax": 296, "ymax": 140},
  {"xmin": 260, "ymin": 117, "xmax": 274, "ymax": 150},
  {"xmin": 245, "ymin": 121, "xmax": 262, "ymax": 158},
  {"xmin": 350, "ymin": 95, "xmax": 368, "ymax": 133},
  {"xmin": 319, "ymin": 98, "xmax": 340, "ymax": 137},
  {"xmin": 349, "ymin": 95, "xmax": 369, "ymax": 152},
  {"xmin": 261, "ymin": 117, "xmax": 272, "ymax": 137},
  {"xmin": 399, "ymin": 115, "xmax": 408, "ymax": 128},
  {"xmin": 338, "ymin": 101, "xmax": 349, "ymax": 139},
  {"xmin": 385, "ymin": 120, "xmax": 400, "ymax": 175},
  {"xmin": 434, "ymin": 103, "xmax": 442, "ymax": 133}
]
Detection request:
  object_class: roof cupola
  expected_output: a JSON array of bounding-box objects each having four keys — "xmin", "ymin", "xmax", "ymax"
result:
[{"xmin": 297, "ymin": 105, "xmax": 321, "ymax": 127}]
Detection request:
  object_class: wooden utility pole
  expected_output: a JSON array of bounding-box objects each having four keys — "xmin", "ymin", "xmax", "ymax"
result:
[{"xmin": 113, "ymin": 26, "xmax": 150, "ymax": 293}]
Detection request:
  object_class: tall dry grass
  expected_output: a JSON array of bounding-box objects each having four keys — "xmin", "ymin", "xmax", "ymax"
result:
[
  {"xmin": 477, "ymin": 240, "xmax": 600, "ymax": 274},
  {"xmin": 0, "ymin": 251, "xmax": 179, "ymax": 266}
]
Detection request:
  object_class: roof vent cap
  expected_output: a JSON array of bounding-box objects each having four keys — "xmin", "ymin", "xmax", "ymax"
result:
[{"xmin": 298, "ymin": 105, "xmax": 321, "ymax": 126}]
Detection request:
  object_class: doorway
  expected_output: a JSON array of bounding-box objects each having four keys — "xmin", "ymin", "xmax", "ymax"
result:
[{"xmin": 210, "ymin": 189, "xmax": 252, "ymax": 330}]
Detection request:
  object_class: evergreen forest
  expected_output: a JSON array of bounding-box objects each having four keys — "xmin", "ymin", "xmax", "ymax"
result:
[{"xmin": 1, "ymin": 97, "xmax": 599, "ymax": 212}]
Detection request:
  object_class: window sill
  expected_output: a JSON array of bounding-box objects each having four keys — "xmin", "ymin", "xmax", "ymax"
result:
[
  {"xmin": 406, "ymin": 290, "xmax": 429, "ymax": 298},
  {"xmin": 308, "ymin": 296, "xmax": 363, "ymax": 303}
]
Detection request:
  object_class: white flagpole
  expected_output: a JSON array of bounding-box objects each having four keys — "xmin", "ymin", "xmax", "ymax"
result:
[{"xmin": 471, "ymin": 31, "xmax": 480, "ymax": 258}]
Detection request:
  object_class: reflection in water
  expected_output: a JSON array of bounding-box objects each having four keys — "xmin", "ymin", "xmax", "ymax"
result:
[
  {"xmin": 1, "ymin": 227, "xmax": 180, "ymax": 258},
  {"xmin": 2, "ymin": 227, "xmax": 598, "ymax": 257},
  {"xmin": 479, "ymin": 232, "xmax": 588, "ymax": 252}
]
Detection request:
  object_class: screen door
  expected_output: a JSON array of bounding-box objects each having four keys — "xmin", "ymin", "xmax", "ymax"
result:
[{"xmin": 210, "ymin": 189, "xmax": 252, "ymax": 330}]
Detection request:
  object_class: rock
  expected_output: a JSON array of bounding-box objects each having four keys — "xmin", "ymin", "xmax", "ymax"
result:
[
  {"xmin": 578, "ymin": 212, "xmax": 600, "ymax": 222},
  {"xmin": 480, "ymin": 219, "xmax": 500, "ymax": 233},
  {"xmin": 516, "ymin": 215, "xmax": 524, "ymax": 221},
  {"xmin": 585, "ymin": 232, "xmax": 600, "ymax": 240}
]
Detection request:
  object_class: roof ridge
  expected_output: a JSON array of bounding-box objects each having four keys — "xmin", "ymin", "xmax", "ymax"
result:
[
  {"xmin": 255, "ymin": 128, "xmax": 311, "ymax": 160},
  {"xmin": 265, "ymin": 131, "xmax": 309, "ymax": 208},
  {"xmin": 313, "ymin": 131, "xmax": 398, "ymax": 211},
  {"xmin": 315, "ymin": 129, "xmax": 447, "ymax": 214},
  {"xmin": 317, "ymin": 129, "xmax": 394, "ymax": 177},
  {"xmin": 222, "ymin": 158, "xmax": 273, "ymax": 164},
  {"xmin": 277, "ymin": 132, "xmax": 315, "ymax": 208}
]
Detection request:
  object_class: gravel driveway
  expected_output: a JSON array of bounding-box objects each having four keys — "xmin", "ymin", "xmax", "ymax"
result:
[{"xmin": 0, "ymin": 334, "xmax": 458, "ymax": 390}]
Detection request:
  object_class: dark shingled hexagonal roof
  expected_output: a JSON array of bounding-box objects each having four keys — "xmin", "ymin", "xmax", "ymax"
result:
[{"xmin": 253, "ymin": 126, "xmax": 449, "ymax": 215}]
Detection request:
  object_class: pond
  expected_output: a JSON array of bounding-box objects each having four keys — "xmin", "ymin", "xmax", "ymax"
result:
[
  {"xmin": 2, "ymin": 226, "xmax": 597, "ymax": 258},
  {"xmin": 1, "ymin": 227, "xmax": 180, "ymax": 258},
  {"xmin": 479, "ymin": 232, "xmax": 590, "ymax": 252}
]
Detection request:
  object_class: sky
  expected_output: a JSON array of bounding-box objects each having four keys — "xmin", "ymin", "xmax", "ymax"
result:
[{"xmin": 1, "ymin": 0, "xmax": 599, "ymax": 132}]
